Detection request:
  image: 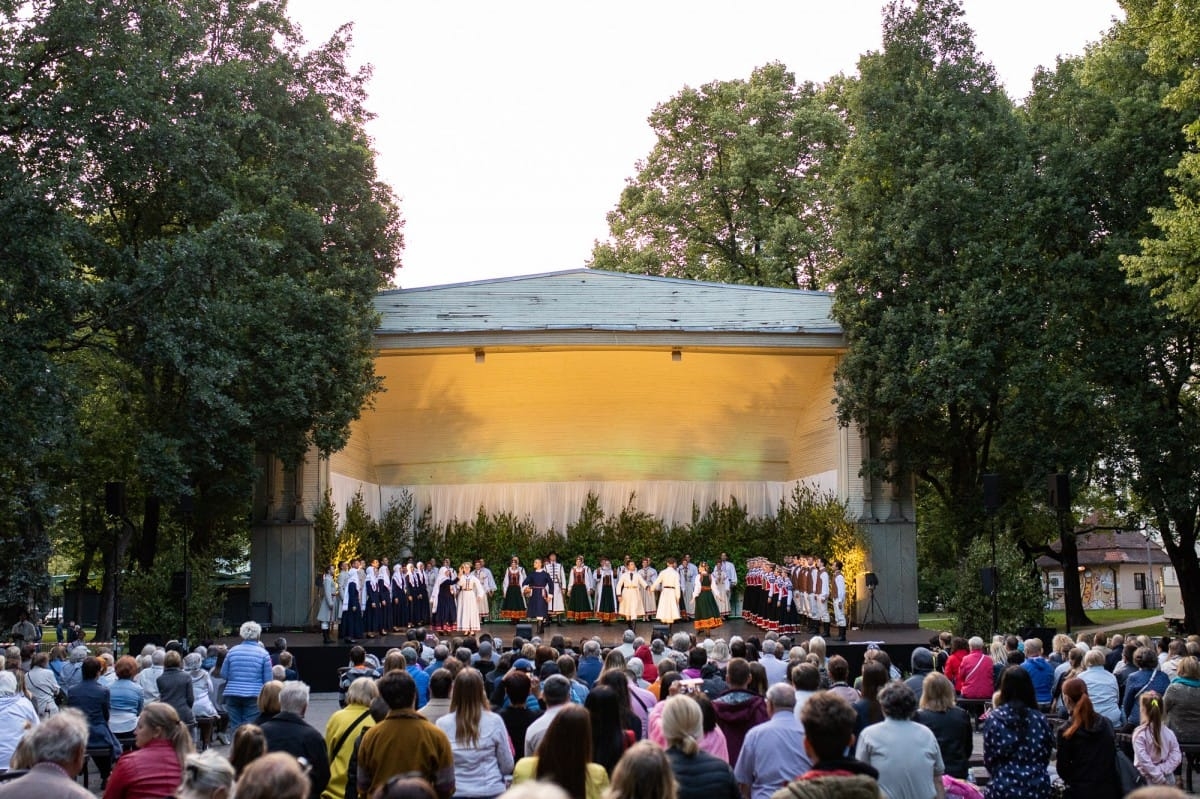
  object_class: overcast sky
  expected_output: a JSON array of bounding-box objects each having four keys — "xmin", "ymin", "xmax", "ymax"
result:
[{"xmin": 285, "ymin": 1, "xmax": 1123, "ymax": 288}]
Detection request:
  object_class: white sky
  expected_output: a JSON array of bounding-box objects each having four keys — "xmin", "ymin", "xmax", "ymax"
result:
[{"xmin": 284, "ymin": 1, "xmax": 1123, "ymax": 289}]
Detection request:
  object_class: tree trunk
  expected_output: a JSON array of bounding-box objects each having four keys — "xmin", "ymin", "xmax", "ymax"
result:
[
  {"xmin": 1059, "ymin": 517, "xmax": 1094, "ymax": 631},
  {"xmin": 136, "ymin": 495, "xmax": 160, "ymax": 572},
  {"xmin": 95, "ymin": 519, "xmax": 133, "ymax": 642}
]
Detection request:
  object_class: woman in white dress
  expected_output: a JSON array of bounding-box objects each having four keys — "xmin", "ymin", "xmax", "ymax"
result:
[
  {"xmin": 456, "ymin": 563, "xmax": 484, "ymax": 635},
  {"xmin": 617, "ymin": 560, "xmax": 648, "ymax": 628}
]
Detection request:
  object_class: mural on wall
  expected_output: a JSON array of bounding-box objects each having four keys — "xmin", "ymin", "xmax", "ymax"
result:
[{"xmin": 1081, "ymin": 568, "xmax": 1116, "ymax": 610}]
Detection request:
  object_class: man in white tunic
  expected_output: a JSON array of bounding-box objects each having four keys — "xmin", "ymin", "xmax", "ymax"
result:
[
  {"xmin": 475, "ymin": 558, "xmax": 496, "ymax": 622},
  {"xmin": 652, "ymin": 557, "xmax": 683, "ymax": 628},
  {"xmin": 831, "ymin": 560, "xmax": 848, "ymax": 641},
  {"xmin": 545, "ymin": 551, "xmax": 567, "ymax": 625},
  {"xmin": 816, "ymin": 557, "xmax": 832, "ymax": 637},
  {"xmin": 639, "ymin": 557, "xmax": 659, "ymax": 621}
]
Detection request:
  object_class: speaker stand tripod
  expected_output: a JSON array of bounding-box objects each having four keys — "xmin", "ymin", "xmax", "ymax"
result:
[{"xmin": 861, "ymin": 585, "xmax": 890, "ymax": 629}]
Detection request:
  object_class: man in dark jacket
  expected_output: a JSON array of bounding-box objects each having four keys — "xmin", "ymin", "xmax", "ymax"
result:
[
  {"xmin": 259, "ymin": 681, "xmax": 330, "ymax": 799},
  {"xmin": 712, "ymin": 657, "xmax": 769, "ymax": 765}
]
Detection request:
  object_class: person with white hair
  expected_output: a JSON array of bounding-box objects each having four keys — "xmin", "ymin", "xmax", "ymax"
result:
[
  {"xmin": 222, "ymin": 620, "xmax": 273, "ymax": 731},
  {"xmin": 734, "ymin": 684, "xmax": 811, "ymax": 799},
  {"xmin": 177, "ymin": 750, "xmax": 236, "ymax": 799},
  {"xmin": 258, "ymin": 681, "xmax": 330, "ymax": 799},
  {"xmin": 957, "ymin": 636, "xmax": 994, "ymax": 700},
  {"xmin": 0, "ymin": 670, "xmax": 38, "ymax": 768},
  {"xmin": 0, "ymin": 709, "xmax": 92, "ymax": 797},
  {"xmin": 138, "ymin": 649, "xmax": 165, "ymax": 701},
  {"xmin": 758, "ymin": 640, "xmax": 788, "ymax": 687}
]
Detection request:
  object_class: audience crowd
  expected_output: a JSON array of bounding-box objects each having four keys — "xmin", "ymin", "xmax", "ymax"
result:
[{"xmin": 2, "ymin": 617, "xmax": 1200, "ymax": 799}]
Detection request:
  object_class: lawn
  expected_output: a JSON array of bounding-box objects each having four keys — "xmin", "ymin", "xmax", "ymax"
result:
[{"xmin": 917, "ymin": 607, "xmax": 1167, "ymax": 638}]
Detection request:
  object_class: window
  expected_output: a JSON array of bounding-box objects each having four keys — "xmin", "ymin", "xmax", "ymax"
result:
[{"xmin": 1134, "ymin": 572, "xmax": 1146, "ymax": 591}]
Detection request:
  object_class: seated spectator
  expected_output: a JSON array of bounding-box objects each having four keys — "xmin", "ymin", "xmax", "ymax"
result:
[
  {"xmin": 855, "ymin": 681, "xmax": 943, "ymax": 799},
  {"xmin": 66, "ymin": 655, "xmax": 122, "ymax": 785},
  {"xmin": 0, "ymin": 670, "xmax": 39, "ymax": 769},
  {"xmin": 1020, "ymin": 638, "xmax": 1056, "ymax": 708},
  {"xmin": 514, "ymin": 704, "xmax": 610, "ymax": 799},
  {"xmin": 324, "ymin": 677, "xmax": 378, "ymax": 799},
  {"xmin": 1077, "ymin": 648, "xmax": 1122, "ymax": 727},
  {"xmin": 103, "ymin": 702, "xmax": 192, "ymax": 799},
  {"xmin": 770, "ymin": 691, "xmax": 880, "ymax": 798},
  {"xmin": 1056, "ymin": 677, "xmax": 1119, "ymax": 799},
  {"xmin": 983, "ymin": 666, "xmax": 1054, "ymax": 799},
  {"xmin": 1164, "ymin": 655, "xmax": 1200, "ymax": 747},
  {"xmin": 914, "ymin": 672, "xmax": 972, "ymax": 780},
  {"xmin": 1133, "ymin": 691, "xmax": 1182, "ymax": 786},
  {"xmin": 0, "ymin": 707, "xmax": 93, "ymax": 798},
  {"xmin": 851, "ymin": 662, "xmax": 887, "ymax": 737},
  {"xmin": 500, "ymin": 670, "xmax": 544, "ymax": 755},
  {"xmin": 137, "ymin": 649, "xmax": 164, "ymax": 702},
  {"xmin": 258, "ymin": 681, "xmax": 329, "ymax": 799},
  {"xmin": 606, "ymin": 740, "xmax": 675, "ymax": 799},
  {"xmin": 660, "ymin": 695, "xmax": 739, "ymax": 799},
  {"xmin": 904, "ymin": 648, "xmax": 935, "ymax": 705},
  {"xmin": 824, "ymin": 656, "xmax": 858, "ymax": 705},
  {"xmin": 235, "ymin": 751, "xmax": 311, "ymax": 799},
  {"xmin": 157, "ymin": 650, "xmax": 195, "ymax": 726},
  {"xmin": 418, "ymin": 668, "xmax": 454, "ymax": 725},
  {"xmin": 712, "ymin": 658, "xmax": 768, "ymax": 766},
  {"xmin": 108, "ymin": 656, "xmax": 144, "ymax": 738},
  {"xmin": 1125, "ymin": 647, "xmax": 1171, "ymax": 731},
  {"xmin": 356, "ymin": 670, "xmax": 455, "ymax": 799},
  {"xmin": 176, "ymin": 750, "xmax": 236, "ymax": 799},
  {"xmin": 956, "ymin": 637, "xmax": 993, "ymax": 700},
  {"xmin": 229, "ymin": 724, "xmax": 267, "ymax": 779},
  {"xmin": 26, "ymin": 651, "xmax": 64, "ymax": 719}
]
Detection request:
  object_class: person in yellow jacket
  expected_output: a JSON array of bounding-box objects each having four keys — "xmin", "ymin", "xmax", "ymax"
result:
[
  {"xmin": 512, "ymin": 705, "xmax": 610, "ymax": 799},
  {"xmin": 321, "ymin": 677, "xmax": 378, "ymax": 799}
]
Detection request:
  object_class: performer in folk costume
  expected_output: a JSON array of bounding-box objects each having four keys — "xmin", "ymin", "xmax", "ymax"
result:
[
  {"xmin": 545, "ymin": 552, "xmax": 567, "ymax": 625},
  {"xmin": 456, "ymin": 562, "xmax": 485, "ymax": 635},
  {"xmin": 793, "ymin": 556, "xmax": 808, "ymax": 634},
  {"xmin": 523, "ymin": 558, "xmax": 552, "ymax": 632},
  {"xmin": 678, "ymin": 554, "xmax": 698, "ymax": 619},
  {"xmin": 408, "ymin": 561, "xmax": 431, "ymax": 626},
  {"xmin": 594, "ymin": 558, "xmax": 619, "ymax": 624},
  {"xmin": 816, "ymin": 557, "xmax": 832, "ymax": 637},
  {"xmin": 691, "ymin": 562, "xmax": 722, "ymax": 634},
  {"xmin": 831, "ymin": 560, "xmax": 848, "ymax": 642},
  {"xmin": 391, "ymin": 564, "xmax": 409, "ymax": 631},
  {"xmin": 712, "ymin": 552, "xmax": 737, "ymax": 617},
  {"xmin": 741, "ymin": 558, "xmax": 757, "ymax": 624},
  {"xmin": 808, "ymin": 557, "xmax": 822, "ymax": 633},
  {"xmin": 363, "ymin": 564, "xmax": 381, "ymax": 638},
  {"xmin": 651, "ymin": 557, "xmax": 682, "ymax": 627},
  {"xmin": 342, "ymin": 559, "xmax": 364, "ymax": 642},
  {"xmin": 617, "ymin": 560, "xmax": 647, "ymax": 628},
  {"xmin": 432, "ymin": 558, "xmax": 458, "ymax": 633},
  {"xmin": 375, "ymin": 560, "xmax": 392, "ymax": 635},
  {"xmin": 475, "ymin": 558, "xmax": 497, "ymax": 622},
  {"xmin": 567, "ymin": 555, "xmax": 595, "ymax": 621},
  {"xmin": 500, "ymin": 556, "xmax": 528, "ymax": 621},
  {"xmin": 777, "ymin": 566, "xmax": 798, "ymax": 635},
  {"xmin": 638, "ymin": 557, "xmax": 658, "ymax": 621},
  {"xmin": 318, "ymin": 564, "xmax": 337, "ymax": 645}
]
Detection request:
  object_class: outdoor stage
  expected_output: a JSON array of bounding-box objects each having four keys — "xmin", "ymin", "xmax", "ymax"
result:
[{"xmin": 213, "ymin": 618, "xmax": 937, "ymax": 692}]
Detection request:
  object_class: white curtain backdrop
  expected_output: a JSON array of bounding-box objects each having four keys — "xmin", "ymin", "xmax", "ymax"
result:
[{"xmin": 328, "ymin": 472, "xmax": 839, "ymax": 533}]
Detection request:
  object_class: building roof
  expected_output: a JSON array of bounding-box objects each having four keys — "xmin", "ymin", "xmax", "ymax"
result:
[
  {"xmin": 1036, "ymin": 530, "xmax": 1171, "ymax": 569},
  {"xmin": 374, "ymin": 269, "xmax": 840, "ymax": 350}
]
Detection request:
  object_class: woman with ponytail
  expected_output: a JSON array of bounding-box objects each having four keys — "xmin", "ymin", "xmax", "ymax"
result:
[
  {"xmin": 1055, "ymin": 678, "xmax": 1119, "ymax": 799},
  {"xmin": 659, "ymin": 695, "xmax": 739, "ymax": 799},
  {"xmin": 1133, "ymin": 690, "xmax": 1182, "ymax": 785},
  {"xmin": 103, "ymin": 701, "xmax": 194, "ymax": 799}
]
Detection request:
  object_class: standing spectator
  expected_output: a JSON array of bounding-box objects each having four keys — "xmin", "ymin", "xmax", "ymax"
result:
[
  {"xmin": 0, "ymin": 708, "xmax": 93, "ymax": 798},
  {"xmin": 913, "ymin": 673, "xmax": 972, "ymax": 781},
  {"xmin": 660, "ymin": 696, "xmax": 739, "ymax": 799},
  {"xmin": 982, "ymin": 666, "xmax": 1054, "ymax": 799},
  {"xmin": 734, "ymin": 684, "xmax": 811, "ymax": 799},
  {"xmin": 323, "ymin": 677, "xmax": 378, "ymax": 799},
  {"xmin": 0, "ymin": 671, "xmax": 38, "ymax": 769},
  {"xmin": 436, "ymin": 669, "xmax": 513, "ymax": 799},
  {"xmin": 103, "ymin": 702, "xmax": 192, "ymax": 799},
  {"xmin": 711, "ymin": 658, "xmax": 769, "ymax": 766},
  {"xmin": 605, "ymin": 741, "xmax": 676, "ymax": 799},
  {"xmin": 10, "ymin": 613, "xmax": 37, "ymax": 645},
  {"xmin": 223, "ymin": 621, "xmax": 274, "ymax": 731},
  {"xmin": 513, "ymin": 705, "xmax": 610, "ymax": 799},
  {"xmin": 66, "ymin": 655, "xmax": 123, "ymax": 786},
  {"xmin": 357, "ymin": 670, "xmax": 454, "ymax": 799},
  {"xmin": 1055, "ymin": 678, "xmax": 1119, "ymax": 799},
  {"xmin": 157, "ymin": 650, "xmax": 195, "ymax": 727},
  {"xmin": 258, "ymin": 682, "xmax": 329, "ymax": 799},
  {"xmin": 1132, "ymin": 691, "xmax": 1182, "ymax": 786},
  {"xmin": 855, "ymin": 681, "xmax": 944, "ymax": 799}
]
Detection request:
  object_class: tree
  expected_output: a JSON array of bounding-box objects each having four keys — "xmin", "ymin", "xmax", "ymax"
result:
[
  {"xmin": 0, "ymin": 0, "xmax": 403, "ymax": 629},
  {"xmin": 1114, "ymin": 0, "xmax": 1200, "ymax": 632},
  {"xmin": 830, "ymin": 0, "xmax": 1040, "ymax": 552},
  {"xmin": 590, "ymin": 63, "xmax": 847, "ymax": 289}
]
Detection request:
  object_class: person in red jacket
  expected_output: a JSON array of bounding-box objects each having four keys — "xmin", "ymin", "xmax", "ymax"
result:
[
  {"xmin": 104, "ymin": 702, "xmax": 192, "ymax": 799},
  {"xmin": 712, "ymin": 658, "xmax": 770, "ymax": 766},
  {"xmin": 957, "ymin": 637, "xmax": 995, "ymax": 700},
  {"xmin": 943, "ymin": 637, "xmax": 969, "ymax": 686}
]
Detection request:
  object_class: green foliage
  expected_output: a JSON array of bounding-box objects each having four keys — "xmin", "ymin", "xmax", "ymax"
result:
[
  {"xmin": 953, "ymin": 534, "xmax": 1045, "ymax": 638},
  {"xmin": 313, "ymin": 490, "xmax": 338, "ymax": 578},
  {"xmin": 378, "ymin": 492, "xmax": 418, "ymax": 559},
  {"xmin": 590, "ymin": 62, "xmax": 847, "ymax": 289},
  {"xmin": 339, "ymin": 490, "xmax": 375, "ymax": 563},
  {"xmin": 124, "ymin": 543, "xmax": 226, "ymax": 640}
]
